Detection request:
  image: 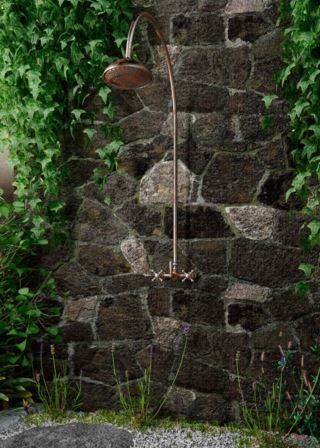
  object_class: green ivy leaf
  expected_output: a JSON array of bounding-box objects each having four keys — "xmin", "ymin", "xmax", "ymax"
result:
[
  {"xmin": 83, "ymin": 127, "xmax": 97, "ymax": 142},
  {"xmin": 47, "ymin": 326, "xmax": 59, "ymax": 336},
  {"xmin": 18, "ymin": 288, "xmax": 30, "ymax": 296},
  {"xmin": 0, "ymin": 393, "xmax": 9, "ymax": 402},
  {"xmin": 307, "ymin": 220, "xmax": 320, "ymax": 236},
  {"xmin": 299, "ymin": 263, "xmax": 315, "ymax": 278},
  {"xmin": 104, "ymin": 194, "xmax": 111, "ymax": 205},
  {"xmin": 71, "ymin": 109, "xmax": 86, "ymax": 121},
  {"xmin": 16, "ymin": 340, "xmax": 27, "ymax": 352},
  {"xmin": 263, "ymin": 94, "xmax": 278, "ymax": 109},
  {"xmin": 98, "ymin": 86, "xmax": 111, "ymax": 104}
]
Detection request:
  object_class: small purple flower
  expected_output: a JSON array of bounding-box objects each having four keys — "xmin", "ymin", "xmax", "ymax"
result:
[
  {"xmin": 148, "ymin": 344, "xmax": 156, "ymax": 357},
  {"xmin": 181, "ymin": 324, "xmax": 191, "ymax": 336}
]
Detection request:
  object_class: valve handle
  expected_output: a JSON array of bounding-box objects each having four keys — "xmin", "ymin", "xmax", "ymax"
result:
[
  {"xmin": 151, "ymin": 270, "xmax": 164, "ymax": 283},
  {"xmin": 182, "ymin": 270, "xmax": 196, "ymax": 283}
]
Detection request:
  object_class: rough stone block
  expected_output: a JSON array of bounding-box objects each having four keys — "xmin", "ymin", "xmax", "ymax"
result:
[
  {"xmin": 187, "ymin": 326, "xmax": 251, "ymax": 371},
  {"xmin": 225, "ymin": 206, "xmax": 275, "ymax": 240},
  {"xmin": 121, "ymin": 110, "xmax": 165, "ymax": 143},
  {"xmin": 226, "ymin": 0, "xmax": 270, "ymax": 14},
  {"xmin": 60, "ymin": 321, "xmax": 93, "ymax": 342},
  {"xmin": 136, "ymin": 346, "xmax": 174, "ymax": 382},
  {"xmin": 190, "ymin": 113, "xmax": 229, "ymax": 145},
  {"xmin": 188, "ymin": 393, "xmax": 230, "ymax": 423},
  {"xmin": 202, "ymin": 153, "xmax": 264, "ymax": 203},
  {"xmin": 118, "ymin": 135, "xmax": 169, "ymax": 178},
  {"xmin": 55, "ymin": 262, "xmax": 101, "ymax": 298},
  {"xmin": 104, "ymin": 173, "xmax": 138, "ymax": 206},
  {"xmin": 199, "ymin": 0, "xmax": 228, "ymax": 11},
  {"xmin": 136, "ymin": 76, "xmax": 170, "ymax": 112},
  {"xmin": 147, "ymin": 288, "xmax": 171, "ymax": 316},
  {"xmin": 176, "ymin": 140, "xmax": 214, "ymax": 175},
  {"xmin": 163, "ymin": 387, "xmax": 196, "ymax": 415},
  {"xmin": 228, "ymin": 303, "xmax": 271, "ymax": 331},
  {"xmin": 252, "ymin": 29, "xmax": 283, "ymax": 60},
  {"xmin": 74, "ymin": 199, "xmax": 128, "ymax": 245},
  {"xmin": 223, "ymin": 282, "xmax": 271, "ymax": 303},
  {"xmin": 250, "ymin": 31, "xmax": 284, "ymax": 92},
  {"xmin": 164, "ymin": 205, "xmax": 232, "ymax": 239},
  {"xmin": 258, "ymin": 171, "xmax": 303, "ymax": 210},
  {"xmin": 230, "ymin": 238, "xmax": 315, "ymax": 287},
  {"xmin": 195, "ymin": 275, "xmax": 229, "ymax": 294},
  {"xmin": 251, "ymin": 322, "xmax": 297, "ymax": 350},
  {"xmin": 153, "ymin": 317, "xmax": 181, "ymax": 349},
  {"xmin": 153, "ymin": 0, "xmax": 198, "ymax": 13},
  {"xmin": 65, "ymin": 159, "xmax": 104, "ymax": 186},
  {"xmin": 140, "ymin": 161, "xmax": 191, "ymax": 204},
  {"xmin": 238, "ymin": 112, "xmax": 288, "ymax": 142},
  {"xmin": 266, "ymin": 287, "xmax": 313, "ymax": 320},
  {"xmin": 272, "ymin": 210, "xmax": 307, "ymax": 247},
  {"xmin": 258, "ymin": 139, "xmax": 288, "ymax": 169},
  {"xmin": 116, "ymin": 200, "xmax": 162, "ymax": 236},
  {"xmin": 172, "ymin": 14, "xmax": 225, "ymax": 45},
  {"xmin": 228, "ymin": 14, "xmax": 272, "ymax": 42},
  {"xmin": 79, "ymin": 383, "xmax": 117, "ymax": 412},
  {"xmin": 120, "ymin": 236, "xmax": 149, "ymax": 274},
  {"xmin": 228, "ymin": 91, "xmax": 265, "ymax": 116},
  {"xmin": 77, "ymin": 244, "xmax": 131, "ymax": 276},
  {"xmin": 73, "ymin": 343, "xmax": 143, "ymax": 385},
  {"xmin": 96, "ymin": 294, "xmax": 152, "ymax": 341},
  {"xmin": 1, "ymin": 423, "xmax": 133, "ymax": 448},
  {"xmin": 148, "ymin": 238, "xmax": 192, "ymax": 273},
  {"xmin": 177, "ymin": 46, "xmax": 251, "ymax": 88},
  {"xmin": 296, "ymin": 314, "xmax": 320, "ymax": 349},
  {"xmin": 250, "ymin": 56, "xmax": 283, "ymax": 92},
  {"xmin": 177, "ymin": 357, "xmax": 230, "ymax": 393},
  {"xmin": 63, "ymin": 297, "xmax": 98, "ymax": 322},
  {"xmin": 102, "ymin": 274, "xmax": 151, "ymax": 295},
  {"xmin": 189, "ymin": 240, "xmax": 227, "ymax": 275},
  {"xmin": 162, "ymin": 112, "xmax": 191, "ymax": 142},
  {"xmin": 172, "ymin": 290, "xmax": 225, "ymax": 326},
  {"xmin": 177, "ymin": 82, "xmax": 229, "ymax": 113}
]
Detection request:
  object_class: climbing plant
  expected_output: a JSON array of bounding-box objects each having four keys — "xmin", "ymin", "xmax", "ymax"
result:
[
  {"xmin": 0, "ymin": 0, "xmax": 132, "ymax": 404},
  {"xmin": 265, "ymin": 0, "xmax": 320, "ymax": 294}
]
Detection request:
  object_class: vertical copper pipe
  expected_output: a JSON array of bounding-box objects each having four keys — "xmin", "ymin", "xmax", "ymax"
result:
[{"xmin": 125, "ymin": 12, "xmax": 178, "ymax": 271}]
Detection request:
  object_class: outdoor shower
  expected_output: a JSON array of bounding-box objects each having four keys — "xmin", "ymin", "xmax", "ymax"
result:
[{"xmin": 103, "ymin": 11, "xmax": 196, "ymax": 283}]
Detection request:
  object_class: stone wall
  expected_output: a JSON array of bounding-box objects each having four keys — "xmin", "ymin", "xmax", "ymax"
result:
[{"xmin": 52, "ymin": 0, "xmax": 320, "ymax": 422}]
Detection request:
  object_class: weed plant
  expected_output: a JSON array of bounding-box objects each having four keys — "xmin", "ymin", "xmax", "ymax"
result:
[
  {"xmin": 34, "ymin": 345, "xmax": 81, "ymax": 419},
  {"xmin": 111, "ymin": 325, "xmax": 190, "ymax": 426},
  {"xmin": 236, "ymin": 341, "xmax": 320, "ymax": 439}
]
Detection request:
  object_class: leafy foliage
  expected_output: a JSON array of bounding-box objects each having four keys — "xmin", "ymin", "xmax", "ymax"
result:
[
  {"xmin": 266, "ymin": 1, "xmax": 320, "ymax": 292},
  {"xmin": 0, "ymin": 0, "xmax": 132, "ymax": 405}
]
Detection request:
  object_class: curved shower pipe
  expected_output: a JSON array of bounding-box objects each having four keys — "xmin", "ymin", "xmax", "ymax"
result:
[{"xmin": 103, "ymin": 12, "xmax": 195, "ymax": 282}]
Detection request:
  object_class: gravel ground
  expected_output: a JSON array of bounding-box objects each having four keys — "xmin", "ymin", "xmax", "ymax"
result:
[
  {"xmin": 0, "ymin": 422, "xmax": 241, "ymax": 447},
  {"xmin": 130, "ymin": 427, "xmax": 240, "ymax": 448},
  {"xmin": 0, "ymin": 412, "xmax": 241, "ymax": 447},
  {"xmin": 1, "ymin": 411, "xmax": 319, "ymax": 448}
]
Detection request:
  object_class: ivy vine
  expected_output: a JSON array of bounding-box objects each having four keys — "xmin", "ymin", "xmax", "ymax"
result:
[
  {"xmin": 265, "ymin": 0, "xmax": 320, "ymax": 294},
  {"xmin": 0, "ymin": 0, "xmax": 132, "ymax": 404}
]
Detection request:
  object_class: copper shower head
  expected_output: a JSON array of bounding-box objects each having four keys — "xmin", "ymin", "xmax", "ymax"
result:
[{"xmin": 103, "ymin": 58, "xmax": 153, "ymax": 90}]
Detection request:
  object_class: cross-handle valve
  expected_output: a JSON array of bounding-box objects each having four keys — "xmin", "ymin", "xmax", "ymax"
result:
[
  {"xmin": 150, "ymin": 262, "xmax": 196, "ymax": 283},
  {"xmin": 151, "ymin": 270, "xmax": 164, "ymax": 282},
  {"xmin": 182, "ymin": 270, "xmax": 196, "ymax": 283}
]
